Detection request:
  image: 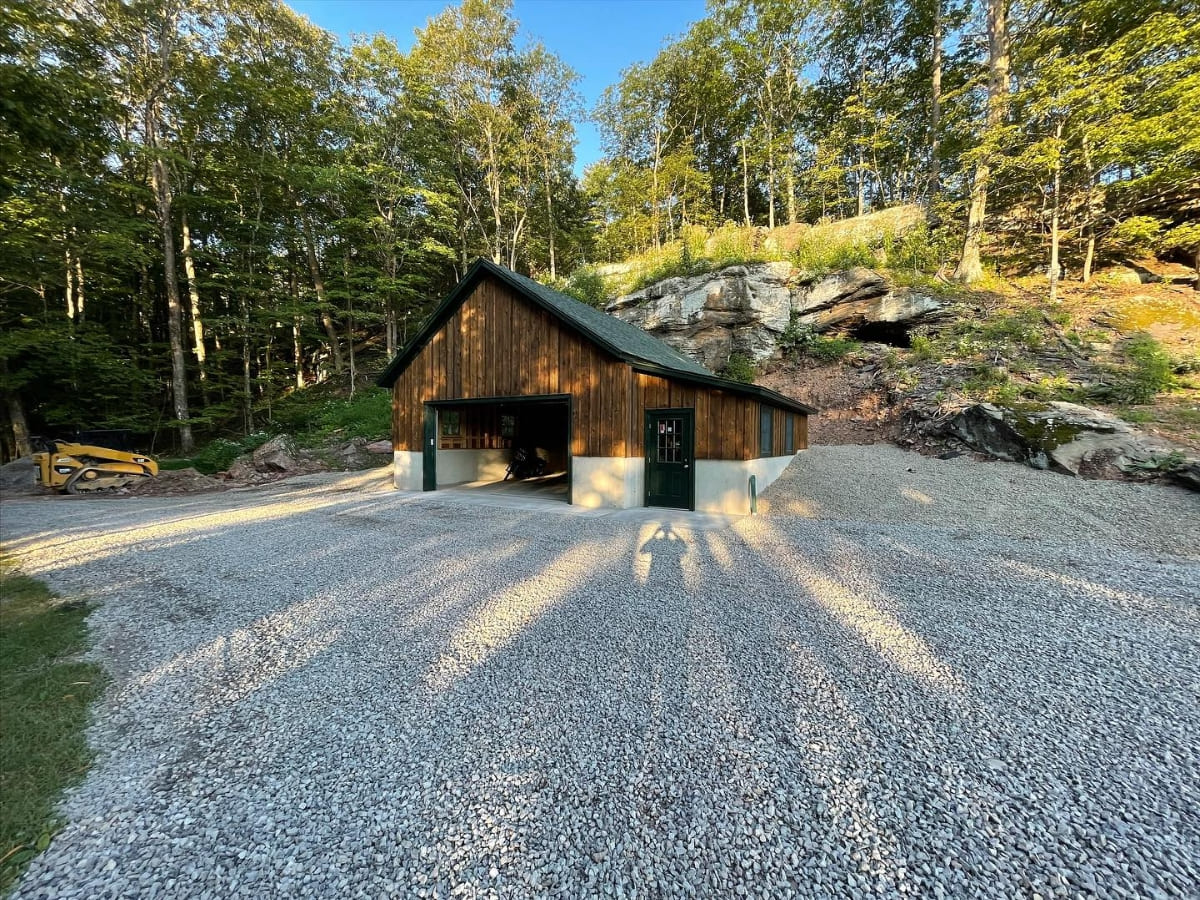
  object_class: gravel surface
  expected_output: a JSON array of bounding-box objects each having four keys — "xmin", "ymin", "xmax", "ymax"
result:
[
  {"xmin": 765, "ymin": 445, "xmax": 1200, "ymax": 557},
  {"xmin": 2, "ymin": 452, "xmax": 1198, "ymax": 899}
]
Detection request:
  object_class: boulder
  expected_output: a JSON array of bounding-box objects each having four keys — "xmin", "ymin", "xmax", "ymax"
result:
[
  {"xmin": 0, "ymin": 457, "xmax": 39, "ymax": 495},
  {"xmin": 225, "ymin": 456, "xmax": 260, "ymax": 482},
  {"xmin": 251, "ymin": 434, "xmax": 300, "ymax": 472},
  {"xmin": 366, "ymin": 439, "xmax": 393, "ymax": 454},
  {"xmin": 945, "ymin": 401, "xmax": 1188, "ymax": 479}
]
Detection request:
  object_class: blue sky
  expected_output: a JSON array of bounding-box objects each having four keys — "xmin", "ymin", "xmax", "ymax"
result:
[{"xmin": 287, "ymin": 0, "xmax": 707, "ymax": 174}]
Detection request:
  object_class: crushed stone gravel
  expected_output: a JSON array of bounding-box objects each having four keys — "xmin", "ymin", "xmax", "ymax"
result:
[
  {"xmin": 764, "ymin": 445, "xmax": 1200, "ymax": 557},
  {"xmin": 1, "ymin": 449, "xmax": 1197, "ymax": 899}
]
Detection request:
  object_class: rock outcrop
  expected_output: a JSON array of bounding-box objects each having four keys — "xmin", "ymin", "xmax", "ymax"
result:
[
  {"xmin": 943, "ymin": 401, "xmax": 1192, "ymax": 482},
  {"xmin": 606, "ymin": 262, "xmax": 945, "ymax": 371}
]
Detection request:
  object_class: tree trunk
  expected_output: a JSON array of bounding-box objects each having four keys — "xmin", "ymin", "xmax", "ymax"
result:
[
  {"xmin": 6, "ymin": 390, "xmax": 32, "ymax": 459},
  {"xmin": 180, "ymin": 211, "xmax": 208, "ymax": 390},
  {"xmin": 856, "ymin": 145, "xmax": 866, "ymax": 218},
  {"xmin": 65, "ymin": 246, "xmax": 76, "ymax": 321},
  {"xmin": 1049, "ymin": 120, "xmax": 1063, "ymax": 304},
  {"xmin": 1081, "ymin": 133, "xmax": 1098, "ymax": 283},
  {"xmin": 767, "ymin": 122, "xmax": 776, "ymax": 230},
  {"xmin": 929, "ymin": 0, "xmax": 943, "ymax": 199},
  {"xmin": 290, "ymin": 256, "xmax": 304, "ymax": 389},
  {"xmin": 74, "ymin": 254, "xmax": 85, "ymax": 321},
  {"xmin": 954, "ymin": 0, "xmax": 1009, "ymax": 283},
  {"xmin": 300, "ymin": 211, "xmax": 343, "ymax": 373},
  {"xmin": 241, "ymin": 298, "xmax": 253, "ymax": 434},
  {"xmin": 651, "ymin": 129, "xmax": 662, "ymax": 249},
  {"xmin": 786, "ymin": 164, "xmax": 796, "ymax": 226},
  {"xmin": 344, "ymin": 251, "xmax": 357, "ymax": 397},
  {"xmin": 148, "ymin": 105, "xmax": 194, "ymax": 453},
  {"xmin": 742, "ymin": 139, "xmax": 751, "ymax": 226},
  {"xmin": 543, "ymin": 155, "xmax": 556, "ymax": 280}
]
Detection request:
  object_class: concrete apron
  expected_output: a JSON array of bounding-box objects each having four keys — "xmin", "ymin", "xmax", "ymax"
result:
[{"xmin": 396, "ymin": 481, "xmax": 745, "ymax": 530}]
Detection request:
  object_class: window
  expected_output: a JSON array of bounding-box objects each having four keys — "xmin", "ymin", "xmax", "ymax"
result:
[
  {"xmin": 500, "ymin": 415, "xmax": 516, "ymax": 439},
  {"xmin": 785, "ymin": 415, "xmax": 795, "ymax": 454},
  {"xmin": 440, "ymin": 410, "xmax": 461, "ymax": 437},
  {"xmin": 759, "ymin": 406, "xmax": 773, "ymax": 457},
  {"xmin": 656, "ymin": 417, "xmax": 683, "ymax": 463}
]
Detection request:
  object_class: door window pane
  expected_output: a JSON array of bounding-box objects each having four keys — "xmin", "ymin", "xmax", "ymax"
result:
[{"xmin": 657, "ymin": 418, "xmax": 683, "ymax": 463}]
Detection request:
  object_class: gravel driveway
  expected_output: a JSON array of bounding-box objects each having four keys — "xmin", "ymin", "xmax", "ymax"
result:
[{"xmin": 2, "ymin": 449, "xmax": 1198, "ymax": 899}]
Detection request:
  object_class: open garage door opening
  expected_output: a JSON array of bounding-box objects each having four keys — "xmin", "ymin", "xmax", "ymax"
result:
[{"xmin": 429, "ymin": 396, "xmax": 571, "ymax": 503}]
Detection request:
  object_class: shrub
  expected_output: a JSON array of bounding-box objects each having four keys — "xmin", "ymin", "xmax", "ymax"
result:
[
  {"xmin": 190, "ymin": 432, "xmax": 271, "ymax": 474},
  {"xmin": 779, "ymin": 312, "xmax": 861, "ymax": 361},
  {"xmin": 1101, "ymin": 333, "xmax": 1176, "ymax": 404},
  {"xmin": 910, "ymin": 334, "xmax": 936, "ymax": 361},
  {"xmin": 720, "ymin": 353, "xmax": 757, "ymax": 383},
  {"xmin": 807, "ymin": 335, "xmax": 861, "ymax": 361},
  {"xmin": 560, "ymin": 269, "xmax": 608, "ymax": 308}
]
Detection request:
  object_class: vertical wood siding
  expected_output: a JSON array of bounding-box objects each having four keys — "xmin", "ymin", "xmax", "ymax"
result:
[{"xmin": 393, "ymin": 278, "xmax": 631, "ymax": 456}]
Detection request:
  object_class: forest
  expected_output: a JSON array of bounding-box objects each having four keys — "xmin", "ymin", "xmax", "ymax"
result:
[{"xmin": 2, "ymin": 0, "xmax": 1197, "ymax": 459}]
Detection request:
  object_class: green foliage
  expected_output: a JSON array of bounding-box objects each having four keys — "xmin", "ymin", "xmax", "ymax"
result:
[
  {"xmin": 719, "ymin": 352, "xmax": 757, "ymax": 383},
  {"xmin": 1097, "ymin": 332, "xmax": 1178, "ymax": 404},
  {"xmin": 0, "ymin": 558, "xmax": 104, "ymax": 893},
  {"xmin": 559, "ymin": 268, "xmax": 608, "ymax": 308},
  {"xmin": 270, "ymin": 387, "xmax": 393, "ymax": 445},
  {"xmin": 910, "ymin": 334, "xmax": 936, "ymax": 361},
  {"xmin": 1107, "ymin": 217, "xmax": 1164, "ymax": 255},
  {"xmin": 780, "ymin": 312, "xmax": 861, "ymax": 361},
  {"xmin": 185, "ymin": 433, "xmax": 272, "ymax": 475}
]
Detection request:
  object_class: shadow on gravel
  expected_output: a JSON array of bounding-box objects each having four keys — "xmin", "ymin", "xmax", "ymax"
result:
[{"xmin": 5, "ymin": 484, "xmax": 1198, "ymax": 899}]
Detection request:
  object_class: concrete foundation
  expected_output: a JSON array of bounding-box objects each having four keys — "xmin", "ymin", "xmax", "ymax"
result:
[
  {"xmin": 393, "ymin": 451, "xmax": 423, "ymax": 491},
  {"xmin": 571, "ymin": 457, "xmax": 644, "ymax": 509},
  {"xmin": 694, "ymin": 455, "xmax": 796, "ymax": 515}
]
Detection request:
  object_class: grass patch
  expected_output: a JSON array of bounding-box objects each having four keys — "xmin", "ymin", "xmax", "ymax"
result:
[{"xmin": 0, "ymin": 558, "xmax": 103, "ymax": 893}]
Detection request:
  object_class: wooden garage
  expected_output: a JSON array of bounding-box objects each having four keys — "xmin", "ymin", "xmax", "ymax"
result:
[{"xmin": 377, "ymin": 259, "xmax": 815, "ymax": 514}]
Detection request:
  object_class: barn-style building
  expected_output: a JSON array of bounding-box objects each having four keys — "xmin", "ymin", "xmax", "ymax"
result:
[{"xmin": 377, "ymin": 259, "xmax": 815, "ymax": 514}]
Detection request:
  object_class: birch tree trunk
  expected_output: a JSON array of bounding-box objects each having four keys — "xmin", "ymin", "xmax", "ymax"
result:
[
  {"xmin": 180, "ymin": 211, "xmax": 208, "ymax": 390},
  {"xmin": 742, "ymin": 139, "xmax": 751, "ymax": 226},
  {"xmin": 1049, "ymin": 120, "xmax": 1063, "ymax": 304},
  {"xmin": 543, "ymin": 155, "xmax": 556, "ymax": 279},
  {"xmin": 954, "ymin": 0, "xmax": 1010, "ymax": 283},
  {"xmin": 929, "ymin": 0, "xmax": 943, "ymax": 199}
]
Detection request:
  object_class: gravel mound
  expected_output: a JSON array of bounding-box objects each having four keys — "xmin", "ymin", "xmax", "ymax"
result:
[
  {"xmin": 0, "ymin": 456, "xmax": 39, "ymax": 496},
  {"xmin": 764, "ymin": 445, "xmax": 1200, "ymax": 558},
  {"xmin": 1, "ymin": 454, "xmax": 1198, "ymax": 899},
  {"xmin": 125, "ymin": 466, "xmax": 224, "ymax": 495}
]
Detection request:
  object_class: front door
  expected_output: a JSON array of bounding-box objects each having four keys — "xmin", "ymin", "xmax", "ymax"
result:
[
  {"xmin": 422, "ymin": 405, "xmax": 437, "ymax": 491},
  {"xmin": 645, "ymin": 408, "xmax": 694, "ymax": 510}
]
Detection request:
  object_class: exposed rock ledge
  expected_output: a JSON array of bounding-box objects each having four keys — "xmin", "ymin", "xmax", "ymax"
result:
[{"xmin": 606, "ymin": 263, "xmax": 947, "ymax": 371}]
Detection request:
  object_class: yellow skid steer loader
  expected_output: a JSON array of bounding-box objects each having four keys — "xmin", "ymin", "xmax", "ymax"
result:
[{"xmin": 32, "ymin": 434, "xmax": 158, "ymax": 494}]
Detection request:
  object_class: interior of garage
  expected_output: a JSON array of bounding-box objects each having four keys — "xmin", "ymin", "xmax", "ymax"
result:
[{"xmin": 434, "ymin": 397, "xmax": 570, "ymax": 501}]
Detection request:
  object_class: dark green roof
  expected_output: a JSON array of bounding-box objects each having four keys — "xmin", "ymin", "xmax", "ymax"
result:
[{"xmin": 376, "ymin": 259, "xmax": 815, "ymax": 415}]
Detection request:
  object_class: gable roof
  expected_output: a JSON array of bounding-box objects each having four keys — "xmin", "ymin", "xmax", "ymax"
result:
[{"xmin": 377, "ymin": 258, "xmax": 816, "ymax": 415}]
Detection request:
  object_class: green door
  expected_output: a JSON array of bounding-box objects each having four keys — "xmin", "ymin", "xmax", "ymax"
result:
[
  {"xmin": 422, "ymin": 405, "xmax": 437, "ymax": 491},
  {"xmin": 645, "ymin": 408, "xmax": 694, "ymax": 510}
]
